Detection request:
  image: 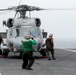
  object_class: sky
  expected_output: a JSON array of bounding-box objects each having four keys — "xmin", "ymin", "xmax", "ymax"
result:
[{"xmin": 0, "ymin": 0, "xmax": 76, "ymax": 39}]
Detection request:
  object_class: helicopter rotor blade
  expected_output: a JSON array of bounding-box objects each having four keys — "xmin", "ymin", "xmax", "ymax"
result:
[
  {"xmin": 13, "ymin": 0, "xmax": 22, "ymax": 19},
  {"xmin": 0, "ymin": 8, "xmax": 12, "ymax": 11},
  {"xmin": 41, "ymin": 8, "xmax": 76, "ymax": 10},
  {"xmin": 0, "ymin": 5, "xmax": 76, "ymax": 12},
  {"xmin": 0, "ymin": 6, "xmax": 17, "ymax": 11},
  {"xmin": 19, "ymin": 0, "xmax": 21, "ymax": 6},
  {"xmin": 16, "ymin": 6, "xmax": 76, "ymax": 11}
]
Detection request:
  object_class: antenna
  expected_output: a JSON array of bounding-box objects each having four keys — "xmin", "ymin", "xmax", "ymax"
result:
[
  {"xmin": 13, "ymin": 0, "xmax": 22, "ymax": 19},
  {"xmin": 29, "ymin": 11, "xmax": 31, "ymax": 18},
  {"xmin": 19, "ymin": 0, "xmax": 21, "ymax": 6}
]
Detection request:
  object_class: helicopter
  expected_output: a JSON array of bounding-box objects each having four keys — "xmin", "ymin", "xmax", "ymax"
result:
[
  {"xmin": 1, "ymin": 4, "xmax": 76, "ymax": 57},
  {"xmin": 0, "ymin": 4, "xmax": 48, "ymax": 57}
]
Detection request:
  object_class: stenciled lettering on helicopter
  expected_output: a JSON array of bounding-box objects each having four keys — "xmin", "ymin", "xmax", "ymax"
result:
[
  {"xmin": 22, "ymin": 19, "xmax": 36, "ymax": 26},
  {"xmin": 13, "ymin": 18, "xmax": 35, "ymax": 26}
]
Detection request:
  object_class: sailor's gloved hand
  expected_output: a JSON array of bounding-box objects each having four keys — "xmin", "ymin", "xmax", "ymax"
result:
[
  {"xmin": 42, "ymin": 44, "xmax": 45, "ymax": 47},
  {"xmin": 31, "ymin": 37, "xmax": 34, "ymax": 40},
  {"xmin": 21, "ymin": 40, "xmax": 23, "ymax": 42}
]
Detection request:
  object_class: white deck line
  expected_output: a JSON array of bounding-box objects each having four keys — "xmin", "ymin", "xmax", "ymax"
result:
[
  {"xmin": 0, "ymin": 73, "xmax": 1, "ymax": 75},
  {"xmin": 60, "ymin": 48, "xmax": 76, "ymax": 52}
]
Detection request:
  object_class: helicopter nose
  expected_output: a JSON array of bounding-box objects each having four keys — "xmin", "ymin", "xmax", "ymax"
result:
[
  {"xmin": 12, "ymin": 37, "xmax": 25, "ymax": 49},
  {"xmin": 35, "ymin": 37, "xmax": 42, "ymax": 44},
  {"xmin": 33, "ymin": 37, "xmax": 43, "ymax": 51}
]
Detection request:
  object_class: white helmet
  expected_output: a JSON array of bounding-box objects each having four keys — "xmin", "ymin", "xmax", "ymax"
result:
[
  {"xmin": 25, "ymin": 34, "xmax": 31, "ymax": 39},
  {"xmin": 49, "ymin": 33, "xmax": 53, "ymax": 37}
]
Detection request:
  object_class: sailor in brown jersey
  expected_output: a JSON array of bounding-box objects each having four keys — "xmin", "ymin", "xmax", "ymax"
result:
[{"xmin": 45, "ymin": 34, "xmax": 56, "ymax": 60}]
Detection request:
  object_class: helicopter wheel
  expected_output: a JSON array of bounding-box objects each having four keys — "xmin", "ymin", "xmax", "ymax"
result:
[
  {"xmin": 3, "ymin": 49, "xmax": 9, "ymax": 58},
  {"xmin": 39, "ymin": 49, "xmax": 46, "ymax": 56},
  {"xmin": 20, "ymin": 51, "xmax": 23, "ymax": 57}
]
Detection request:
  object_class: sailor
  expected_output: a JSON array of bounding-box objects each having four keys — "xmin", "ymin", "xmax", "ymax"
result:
[
  {"xmin": 0, "ymin": 35, "xmax": 3, "ymax": 57},
  {"xmin": 21, "ymin": 34, "xmax": 37, "ymax": 70},
  {"xmin": 45, "ymin": 34, "xmax": 56, "ymax": 60},
  {"xmin": 0, "ymin": 35, "xmax": 9, "ymax": 58}
]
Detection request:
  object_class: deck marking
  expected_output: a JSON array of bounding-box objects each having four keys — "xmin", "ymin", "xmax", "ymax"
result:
[
  {"xmin": 0, "ymin": 73, "xmax": 1, "ymax": 75},
  {"xmin": 61, "ymin": 48, "xmax": 76, "ymax": 52}
]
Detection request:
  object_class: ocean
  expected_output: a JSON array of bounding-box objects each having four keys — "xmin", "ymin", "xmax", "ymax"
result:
[{"xmin": 54, "ymin": 39, "xmax": 76, "ymax": 49}]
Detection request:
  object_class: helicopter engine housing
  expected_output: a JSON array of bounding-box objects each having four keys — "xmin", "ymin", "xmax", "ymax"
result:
[
  {"xmin": 13, "ymin": 18, "xmax": 41, "ymax": 27},
  {"xmin": 35, "ymin": 18, "xmax": 41, "ymax": 27},
  {"xmin": 6, "ymin": 18, "xmax": 13, "ymax": 28}
]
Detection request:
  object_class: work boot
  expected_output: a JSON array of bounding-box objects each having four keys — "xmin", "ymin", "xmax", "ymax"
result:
[
  {"xmin": 52, "ymin": 57, "xmax": 56, "ymax": 60},
  {"xmin": 48, "ymin": 58, "xmax": 51, "ymax": 60},
  {"xmin": 0, "ymin": 55, "xmax": 2, "ymax": 57},
  {"xmin": 22, "ymin": 67, "xmax": 26, "ymax": 69},
  {"xmin": 26, "ymin": 67, "xmax": 33, "ymax": 70}
]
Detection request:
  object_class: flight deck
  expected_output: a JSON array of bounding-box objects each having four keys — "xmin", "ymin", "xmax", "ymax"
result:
[{"xmin": 0, "ymin": 48, "xmax": 76, "ymax": 75}]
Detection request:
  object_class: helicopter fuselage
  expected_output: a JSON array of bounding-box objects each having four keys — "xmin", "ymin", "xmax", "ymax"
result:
[
  {"xmin": 1, "ymin": 4, "xmax": 48, "ymax": 57},
  {"xmin": 6, "ymin": 18, "xmax": 44, "ymax": 53}
]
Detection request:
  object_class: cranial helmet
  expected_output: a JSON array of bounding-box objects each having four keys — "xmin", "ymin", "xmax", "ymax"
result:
[
  {"xmin": 25, "ymin": 34, "xmax": 31, "ymax": 39},
  {"xmin": 49, "ymin": 33, "xmax": 53, "ymax": 37}
]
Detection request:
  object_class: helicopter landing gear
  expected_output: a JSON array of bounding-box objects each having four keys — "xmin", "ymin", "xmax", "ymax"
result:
[
  {"xmin": 39, "ymin": 49, "xmax": 46, "ymax": 57},
  {"xmin": 20, "ymin": 51, "xmax": 23, "ymax": 57},
  {"xmin": 3, "ymin": 49, "xmax": 9, "ymax": 58}
]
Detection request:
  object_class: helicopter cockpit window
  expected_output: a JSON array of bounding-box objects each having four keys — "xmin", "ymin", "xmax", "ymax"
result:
[
  {"xmin": 15, "ymin": 27, "xmax": 41, "ymax": 38},
  {"xmin": 19, "ymin": 28, "xmax": 29, "ymax": 36},
  {"xmin": 29, "ymin": 27, "xmax": 41, "ymax": 37},
  {"xmin": 10, "ymin": 26, "xmax": 41, "ymax": 38},
  {"xmin": 15, "ymin": 28, "xmax": 28, "ymax": 37}
]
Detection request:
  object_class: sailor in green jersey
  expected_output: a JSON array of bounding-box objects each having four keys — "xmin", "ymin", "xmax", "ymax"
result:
[{"xmin": 21, "ymin": 34, "xmax": 37, "ymax": 70}]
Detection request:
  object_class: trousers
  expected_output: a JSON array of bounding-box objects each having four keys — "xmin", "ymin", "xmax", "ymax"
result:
[
  {"xmin": 22, "ymin": 51, "xmax": 34, "ymax": 69},
  {"xmin": 0, "ymin": 44, "xmax": 2, "ymax": 55},
  {"xmin": 46, "ymin": 49, "xmax": 55, "ymax": 59}
]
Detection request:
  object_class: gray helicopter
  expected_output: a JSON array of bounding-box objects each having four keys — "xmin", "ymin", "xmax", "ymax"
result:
[
  {"xmin": 1, "ymin": 5, "xmax": 47, "ymax": 57},
  {"xmin": 1, "ymin": 4, "xmax": 76, "ymax": 57}
]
